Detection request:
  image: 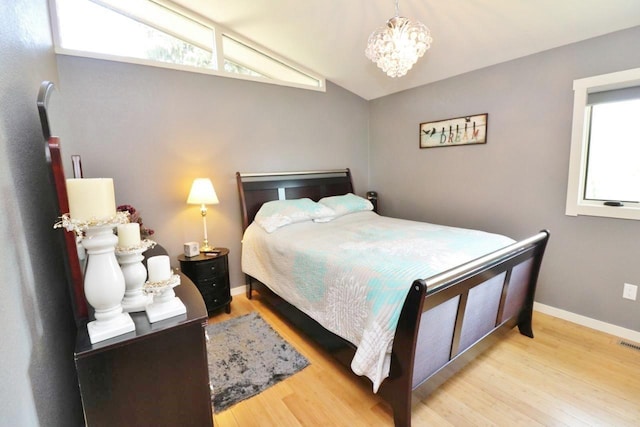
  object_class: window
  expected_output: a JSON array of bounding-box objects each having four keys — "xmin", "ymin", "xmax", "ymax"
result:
[
  {"xmin": 566, "ymin": 68, "xmax": 640, "ymax": 220},
  {"xmin": 53, "ymin": 0, "xmax": 216, "ymax": 69},
  {"xmin": 49, "ymin": 0, "xmax": 325, "ymax": 91},
  {"xmin": 221, "ymin": 35, "xmax": 321, "ymax": 87}
]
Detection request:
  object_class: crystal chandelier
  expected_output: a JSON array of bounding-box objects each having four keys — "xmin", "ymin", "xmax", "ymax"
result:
[{"xmin": 365, "ymin": 0, "xmax": 433, "ymax": 78}]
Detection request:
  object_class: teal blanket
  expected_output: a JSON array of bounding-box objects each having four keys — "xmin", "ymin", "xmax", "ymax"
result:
[{"xmin": 242, "ymin": 211, "xmax": 514, "ymax": 391}]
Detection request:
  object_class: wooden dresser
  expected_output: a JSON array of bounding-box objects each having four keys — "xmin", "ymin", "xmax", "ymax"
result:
[{"xmin": 74, "ymin": 274, "xmax": 213, "ymax": 427}]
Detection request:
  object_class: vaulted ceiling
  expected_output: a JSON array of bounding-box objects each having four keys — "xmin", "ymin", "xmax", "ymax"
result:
[{"xmin": 172, "ymin": 0, "xmax": 640, "ymax": 100}]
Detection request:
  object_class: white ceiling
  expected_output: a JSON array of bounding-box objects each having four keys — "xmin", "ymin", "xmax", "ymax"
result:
[{"xmin": 171, "ymin": 0, "xmax": 640, "ymax": 100}]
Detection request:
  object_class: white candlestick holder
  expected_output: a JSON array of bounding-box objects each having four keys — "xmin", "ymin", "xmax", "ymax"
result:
[
  {"xmin": 115, "ymin": 240, "xmax": 156, "ymax": 313},
  {"xmin": 82, "ymin": 224, "xmax": 135, "ymax": 343},
  {"xmin": 143, "ymin": 274, "xmax": 186, "ymax": 323}
]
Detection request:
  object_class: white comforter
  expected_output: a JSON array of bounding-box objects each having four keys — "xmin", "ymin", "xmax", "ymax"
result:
[{"xmin": 241, "ymin": 211, "xmax": 514, "ymax": 391}]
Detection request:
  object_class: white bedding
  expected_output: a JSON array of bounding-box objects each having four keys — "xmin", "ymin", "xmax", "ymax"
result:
[{"xmin": 241, "ymin": 211, "xmax": 514, "ymax": 391}]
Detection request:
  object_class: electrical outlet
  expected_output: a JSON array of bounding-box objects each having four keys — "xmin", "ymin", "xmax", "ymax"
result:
[{"xmin": 623, "ymin": 283, "xmax": 638, "ymax": 301}]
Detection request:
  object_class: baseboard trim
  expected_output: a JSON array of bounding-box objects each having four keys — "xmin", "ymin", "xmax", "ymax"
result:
[
  {"xmin": 534, "ymin": 302, "xmax": 640, "ymax": 343},
  {"xmin": 231, "ymin": 286, "xmax": 245, "ymax": 297}
]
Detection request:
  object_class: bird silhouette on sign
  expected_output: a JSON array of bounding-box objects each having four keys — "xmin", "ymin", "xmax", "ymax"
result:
[{"xmin": 421, "ymin": 127, "xmax": 437, "ymax": 137}]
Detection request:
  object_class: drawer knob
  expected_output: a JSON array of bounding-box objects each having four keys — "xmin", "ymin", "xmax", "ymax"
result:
[
  {"xmin": 210, "ymin": 266, "xmax": 216, "ymax": 271},
  {"xmin": 211, "ymin": 283, "xmax": 218, "ymax": 288}
]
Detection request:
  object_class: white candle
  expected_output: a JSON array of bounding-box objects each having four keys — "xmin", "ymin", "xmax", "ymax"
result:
[
  {"xmin": 147, "ymin": 255, "xmax": 171, "ymax": 282},
  {"xmin": 66, "ymin": 178, "xmax": 116, "ymax": 222},
  {"xmin": 117, "ymin": 223, "xmax": 141, "ymax": 248}
]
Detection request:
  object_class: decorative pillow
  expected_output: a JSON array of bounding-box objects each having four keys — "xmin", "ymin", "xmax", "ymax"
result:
[
  {"xmin": 318, "ymin": 193, "xmax": 373, "ymax": 218},
  {"xmin": 254, "ymin": 198, "xmax": 336, "ymax": 233}
]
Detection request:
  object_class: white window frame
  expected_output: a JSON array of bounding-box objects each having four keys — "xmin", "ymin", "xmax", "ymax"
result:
[
  {"xmin": 48, "ymin": 0, "xmax": 325, "ymax": 93},
  {"xmin": 566, "ymin": 67, "xmax": 640, "ymax": 221}
]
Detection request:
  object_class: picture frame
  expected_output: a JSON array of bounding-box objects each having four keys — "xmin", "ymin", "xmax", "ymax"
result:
[{"xmin": 420, "ymin": 113, "xmax": 488, "ymax": 149}]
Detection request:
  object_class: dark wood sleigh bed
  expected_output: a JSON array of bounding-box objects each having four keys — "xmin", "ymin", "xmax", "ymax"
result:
[{"xmin": 236, "ymin": 168, "xmax": 549, "ymax": 427}]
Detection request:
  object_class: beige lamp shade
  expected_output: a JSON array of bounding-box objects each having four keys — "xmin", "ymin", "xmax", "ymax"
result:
[{"xmin": 187, "ymin": 178, "xmax": 219, "ymax": 205}]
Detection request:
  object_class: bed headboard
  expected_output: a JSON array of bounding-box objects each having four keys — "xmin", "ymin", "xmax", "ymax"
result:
[{"xmin": 236, "ymin": 169, "xmax": 354, "ymax": 231}]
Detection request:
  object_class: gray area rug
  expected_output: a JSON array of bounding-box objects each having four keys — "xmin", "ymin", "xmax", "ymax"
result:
[{"xmin": 206, "ymin": 312, "xmax": 310, "ymax": 413}]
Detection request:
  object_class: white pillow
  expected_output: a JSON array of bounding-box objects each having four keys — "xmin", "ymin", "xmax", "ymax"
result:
[
  {"xmin": 318, "ymin": 193, "xmax": 373, "ymax": 218},
  {"xmin": 254, "ymin": 198, "xmax": 336, "ymax": 233}
]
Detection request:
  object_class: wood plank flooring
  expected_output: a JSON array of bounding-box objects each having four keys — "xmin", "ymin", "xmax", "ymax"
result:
[{"xmin": 210, "ymin": 293, "xmax": 640, "ymax": 426}]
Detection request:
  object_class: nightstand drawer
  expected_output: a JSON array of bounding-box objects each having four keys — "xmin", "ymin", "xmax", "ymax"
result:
[
  {"xmin": 190, "ymin": 257, "xmax": 227, "ymax": 279},
  {"xmin": 202, "ymin": 292, "xmax": 231, "ymax": 313},
  {"xmin": 197, "ymin": 277, "xmax": 229, "ymax": 296}
]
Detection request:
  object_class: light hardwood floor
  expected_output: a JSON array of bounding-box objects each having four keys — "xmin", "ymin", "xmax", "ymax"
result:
[{"xmin": 210, "ymin": 293, "xmax": 640, "ymax": 426}]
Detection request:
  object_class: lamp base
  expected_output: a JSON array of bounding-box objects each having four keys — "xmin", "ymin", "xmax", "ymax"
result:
[{"xmin": 200, "ymin": 244, "xmax": 215, "ymax": 253}]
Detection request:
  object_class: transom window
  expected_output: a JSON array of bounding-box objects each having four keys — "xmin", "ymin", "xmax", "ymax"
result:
[
  {"xmin": 566, "ymin": 68, "xmax": 640, "ymax": 220},
  {"xmin": 49, "ymin": 0, "xmax": 325, "ymax": 91}
]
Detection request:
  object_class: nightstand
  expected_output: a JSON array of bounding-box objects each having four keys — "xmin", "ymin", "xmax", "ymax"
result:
[{"xmin": 179, "ymin": 248, "xmax": 231, "ymax": 314}]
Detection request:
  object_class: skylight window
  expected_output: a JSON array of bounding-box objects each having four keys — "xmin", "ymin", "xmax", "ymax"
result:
[{"xmin": 50, "ymin": 0, "xmax": 324, "ymax": 91}]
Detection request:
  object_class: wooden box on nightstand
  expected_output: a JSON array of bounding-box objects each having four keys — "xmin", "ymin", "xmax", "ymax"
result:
[{"xmin": 179, "ymin": 248, "xmax": 231, "ymax": 314}]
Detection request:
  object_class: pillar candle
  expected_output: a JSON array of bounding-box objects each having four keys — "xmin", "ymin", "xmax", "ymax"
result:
[
  {"xmin": 147, "ymin": 255, "xmax": 171, "ymax": 282},
  {"xmin": 117, "ymin": 223, "xmax": 141, "ymax": 248},
  {"xmin": 66, "ymin": 178, "xmax": 116, "ymax": 222}
]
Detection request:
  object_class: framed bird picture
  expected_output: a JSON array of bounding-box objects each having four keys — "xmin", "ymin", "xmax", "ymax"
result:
[{"xmin": 420, "ymin": 113, "xmax": 488, "ymax": 148}]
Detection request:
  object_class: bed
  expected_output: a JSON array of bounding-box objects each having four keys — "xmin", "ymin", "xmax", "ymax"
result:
[{"xmin": 236, "ymin": 169, "xmax": 549, "ymax": 427}]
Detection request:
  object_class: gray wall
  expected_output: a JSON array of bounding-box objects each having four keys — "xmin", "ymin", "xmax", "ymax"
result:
[
  {"xmin": 369, "ymin": 26, "xmax": 640, "ymax": 332},
  {"xmin": 55, "ymin": 56, "xmax": 370, "ymax": 290},
  {"xmin": 1, "ymin": 3, "xmax": 638, "ymax": 424},
  {"xmin": 0, "ymin": 0, "xmax": 83, "ymax": 425}
]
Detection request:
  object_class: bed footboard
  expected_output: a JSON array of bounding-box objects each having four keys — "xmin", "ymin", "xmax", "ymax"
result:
[
  {"xmin": 246, "ymin": 231, "xmax": 549, "ymax": 427},
  {"xmin": 380, "ymin": 230, "xmax": 550, "ymax": 427}
]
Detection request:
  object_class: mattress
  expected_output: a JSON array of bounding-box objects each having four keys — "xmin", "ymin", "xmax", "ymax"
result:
[{"xmin": 241, "ymin": 211, "xmax": 514, "ymax": 391}]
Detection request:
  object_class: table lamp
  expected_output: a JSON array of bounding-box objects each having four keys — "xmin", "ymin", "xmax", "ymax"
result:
[{"xmin": 187, "ymin": 178, "xmax": 219, "ymax": 252}]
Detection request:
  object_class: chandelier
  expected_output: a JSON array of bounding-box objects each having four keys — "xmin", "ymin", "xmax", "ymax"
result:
[{"xmin": 365, "ymin": 0, "xmax": 433, "ymax": 78}]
